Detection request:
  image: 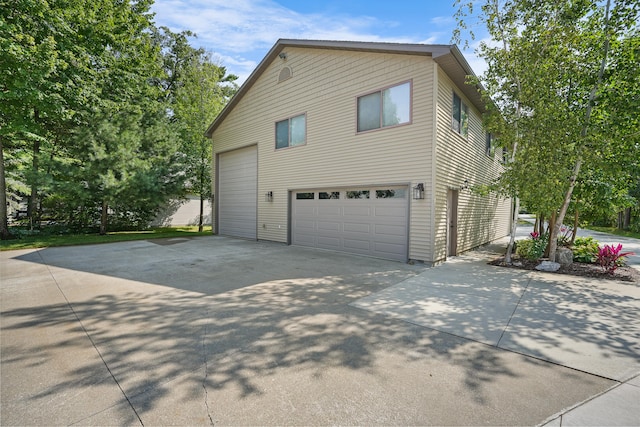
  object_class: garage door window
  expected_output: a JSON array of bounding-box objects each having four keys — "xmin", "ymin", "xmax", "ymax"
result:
[
  {"xmin": 376, "ymin": 189, "xmax": 406, "ymax": 199},
  {"xmin": 319, "ymin": 191, "xmax": 340, "ymax": 199},
  {"xmin": 296, "ymin": 192, "xmax": 314, "ymax": 199},
  {"xmin": 346, "ymin": 190, "xmax": 370, "ymax": 199}
]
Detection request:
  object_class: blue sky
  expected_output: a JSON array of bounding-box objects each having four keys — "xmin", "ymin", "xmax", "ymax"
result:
[{"xmin": 150, "ymin": 0, "xmax": 488, "ymax": 84}]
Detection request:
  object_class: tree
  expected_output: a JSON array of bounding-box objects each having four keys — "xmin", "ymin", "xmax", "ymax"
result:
[
  {"xmin": 456, "ymin": 0, "xmax": 640, "ymax": 262},
  {"xmin": 174, "ymin": 56, "xmax": 237, "ymax": 231},
  {"xmin": 154, "ymin": 28, "xmax": 238, "ymax": 231}
]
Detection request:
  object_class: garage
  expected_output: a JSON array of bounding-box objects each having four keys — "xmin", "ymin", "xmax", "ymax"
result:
[
  {"xmin": 292, "ymin": 186, "xmax": 409, "ymax": 261},
  {"xmin": 217, "ymin": 145, "xmax": 257, "ymax": 239}
]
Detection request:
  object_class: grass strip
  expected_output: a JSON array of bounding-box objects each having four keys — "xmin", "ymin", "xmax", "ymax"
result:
[{"xmin": 0, "ymin": 226, "xmax": 213, "ymax": 251}]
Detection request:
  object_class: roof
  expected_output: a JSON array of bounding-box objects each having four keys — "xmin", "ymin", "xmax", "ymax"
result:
[{"xmin": 205, "ymin": 39, "xmax": 485, "ymax": 137}]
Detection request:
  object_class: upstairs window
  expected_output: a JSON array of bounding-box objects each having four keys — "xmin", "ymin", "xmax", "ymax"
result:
[
  {"xmin": 276, "ymin": 114, "xmax": 306, "ymax": 149},
  {"xmin": 357, "ymin": 81, "xmax": 411, "ymax": 133},
  {"xmin": 452, "ymin": 92, "xmax": 468, "ymax": 137},
  {"xmin": 485, "ymin": 133, "xmax": 495, "ymax": 157}
]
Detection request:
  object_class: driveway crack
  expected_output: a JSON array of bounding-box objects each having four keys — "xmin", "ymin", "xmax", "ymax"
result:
[
  {"xmin": 202, "ymin": 311, "xmax": 215, "ymax": 426},
  {"xmin": 36, "ymin": 250, "xmax": 144, "ymax": 426},
  {"xmin": 496, "ymin": 276, "xmax": 532, "ymax": 348}
]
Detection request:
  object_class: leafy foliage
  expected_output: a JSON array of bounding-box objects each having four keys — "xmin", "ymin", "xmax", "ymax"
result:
[
  {"xmin": 1, "ymin": 1, "xmax": 236, "ymax": 237},
  {"xmin": 516, "ymin": 232, "xmax": 549, "ymax": 260},
  {"xmin": 572, "ymin": 237, "xmax": 600, "ymax": 263},
  {"xmin": 596, "ymin": 243, "xmax": 635, "ymax": 274}
]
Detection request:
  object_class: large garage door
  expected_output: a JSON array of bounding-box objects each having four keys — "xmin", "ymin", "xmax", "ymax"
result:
[
  {"xmin": 218, "ymin": 146, "xmax": 257, "ymax": 239},
  {"xmin": 292, "ymin": 187, "xmax": 409, "ymax": 261}
]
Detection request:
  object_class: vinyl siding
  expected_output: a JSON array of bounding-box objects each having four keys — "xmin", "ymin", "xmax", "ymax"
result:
[
  {"xmin": 433, "ymin": 70, "xmax": 511, "ymax": 263},
  {"xmin": 212, "ymin": 48, "xmax": 436, "ymax": 261}
]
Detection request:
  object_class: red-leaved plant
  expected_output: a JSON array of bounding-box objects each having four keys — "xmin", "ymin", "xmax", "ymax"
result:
[{"xmin": 596, "ymin": 244, "xmax": 635, "ymax": 274}]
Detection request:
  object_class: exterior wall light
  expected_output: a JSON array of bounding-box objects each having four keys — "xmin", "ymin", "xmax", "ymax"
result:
[
  {"xmin": 412, "ymin": 183, "xmax": 425, "ymax": 200},
  {"xmin": 265, "ymin": 191, "xmax": 274, "ymax": 202},
  {"xmin": 460, "ymin": 179, "xmax": 469, "ymax": 191}
]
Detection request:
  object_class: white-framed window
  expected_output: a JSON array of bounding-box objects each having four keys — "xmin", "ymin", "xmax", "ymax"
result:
[
  {"xmin": 485, "ymin": 133, "xmax": 495, "ymax": 157},
  {"xmin": 452, "ymin": 92, "xmax": 468, "ymax": 137},
  {"xmin": 276, "ymin": 113, "xmax": 306, "ymax": 149},
  {"xmin": 357, "ymin": 81, "xmax": 411, "ymax": 133}
]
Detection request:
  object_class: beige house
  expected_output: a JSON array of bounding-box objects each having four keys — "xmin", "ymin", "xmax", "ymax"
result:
[{"xmin": 205, "ymin": 39, "xmax": 511, "ymax": 265}]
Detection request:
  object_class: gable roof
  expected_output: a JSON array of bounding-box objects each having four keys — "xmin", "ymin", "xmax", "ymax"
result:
[{"xmin": 205, "ymin": 39, "xmax": 485, "ymax": 137}]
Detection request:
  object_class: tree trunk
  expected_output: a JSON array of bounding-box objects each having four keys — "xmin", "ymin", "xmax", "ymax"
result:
[
  {"xmin": 198, "ymin": 193, "xmax": 204, "ymax": 232},
  {"xmin": 504, "ymin": 197, "xmax": 520, "ymax": 264},
  {"xmin": 544, "ymin": 211, "xmax": 557, "ymax": 258},
  {"xmin": 0, "ymin": 136, "xmax": 14, "ymax": 240},
  {"xmin": 548, "ymin": 0, "xmax": 611, "ymax": 262},
  {"xmin": 538, "ymin": 213, "xmax": 545, "ymax": 236},
  {"xmin": 28, "ymin": 139, "xmax": 40, "ymax": 230},
  {"xmin": 100, "ymin": 200, "xmax": 108, "ymax": 235},
  {"xmin": 571, "ymin": 208, "xmax": 579, "ymax": 245}
]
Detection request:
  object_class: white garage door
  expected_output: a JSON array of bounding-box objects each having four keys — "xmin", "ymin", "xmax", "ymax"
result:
[
  {"xmin": 218, "ymin": 146, "xmax": 257, "ymax": 239},
  {"xmin": 292, "ymin": 187, "xmax": 409, "ymax": 261}
]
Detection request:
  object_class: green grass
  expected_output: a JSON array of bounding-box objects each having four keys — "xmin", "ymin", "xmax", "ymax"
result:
[
  {"xmin": 0, "ymin": 226, "xmax": 213, "ymax": 251},
  {"xmin": 584, "ymin": 226, "xmax": 640, "ymax": 240}
]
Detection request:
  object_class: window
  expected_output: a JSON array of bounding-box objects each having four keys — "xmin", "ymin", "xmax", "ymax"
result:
[
  {"xmin": 276, "ymin": 114, "xmax": 306, "ymax": 149},
  {"xmin": 485, "ymin": 133, "xmax": 495, "ymax": 157},
  {"xmin": 452, "ymin": 93, "xmax": 468, "ymax": 137},
  {"xmin": 376, "ymin": 189, "xmax": 406, "ymax": 199},
  {"xmin": 346, "ymin": 190, "xmax": 370, "ymax": 199},
  {"xmin": 319, "ymin": 192, "xmax": 340, "ymax": 199},
  {"xmin": 296, "ymin": 192, "xmax": 314, "ymax": 200},
  {"xmin": 357, "ymin": 81, "xmax": 411, "ymax": 132}
]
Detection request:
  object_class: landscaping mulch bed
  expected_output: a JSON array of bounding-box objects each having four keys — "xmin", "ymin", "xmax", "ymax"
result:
[{"xmin": 488, "ymin": 257, "xmax": 640, "ymax": 283}]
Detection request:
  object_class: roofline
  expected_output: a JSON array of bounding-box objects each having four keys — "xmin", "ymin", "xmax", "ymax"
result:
[{"xmin": 205, "ymin": 39, "xmax": 485, "ymax": 137}]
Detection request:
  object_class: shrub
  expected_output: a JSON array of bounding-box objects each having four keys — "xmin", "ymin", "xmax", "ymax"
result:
[
  {"xmin": 596, "ymin": 244, "xmax": 635, "ymax": 274},
  {"xmin": 572, "ymin": 237, "xmax": 600, "ymax": 263},
  {"xmin": 516, "ymin": 232, "xmax": 549, "ymax": 260}
]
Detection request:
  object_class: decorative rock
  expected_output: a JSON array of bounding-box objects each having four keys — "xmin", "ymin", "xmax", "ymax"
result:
[
  {"xmin": 535, "ymin": 261, "xmax": 561, "ymax": 272},
  {"xmin": 557, "ymin": 248, "xmax": 573, "ymax": 266}
]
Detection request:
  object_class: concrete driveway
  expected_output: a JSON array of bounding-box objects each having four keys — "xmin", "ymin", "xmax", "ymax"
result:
[{"xmin": 1, "ymin": 235, "xmax": 638, "ymax": 425}]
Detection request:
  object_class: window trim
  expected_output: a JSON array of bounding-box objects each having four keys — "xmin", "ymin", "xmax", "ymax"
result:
[
  {"xmin": 356, "ymin": 80, "xmax": 412, "ymax": 134},
  {"xmin": 275, "ymin": 112, "xmax": 307, "ymax": 150},
  {"xmin": 452, "ymin": 92, "xmax": 468, "ymax": 137}
]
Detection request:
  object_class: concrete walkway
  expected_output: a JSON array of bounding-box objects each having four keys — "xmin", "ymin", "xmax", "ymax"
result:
[
  {"xmin": 1, "ymin": 230, "xmax": 639, "ymax": 425},
  {"xmin": 352, "ymin": 231, "xmax": 640, "ymax": 426}
]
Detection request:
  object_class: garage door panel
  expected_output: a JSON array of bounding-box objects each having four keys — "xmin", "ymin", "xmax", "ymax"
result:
[
  {"xmin": 374, "ymin": 242, "xmax": 406, "ymax": 256},
  {"xmin": 318, "ymin": 206, "xmax": 342, "ymax": 216},
  {"xmin": 295, "ymin": 205, "xmax": 316, "ymax": 216},
  {"xmin": 375, "ymin": 224, "xmax": 406, "ymax": 237},
  {"xmin": 344, "ymin": 206, "xmax": 371, "ymax": 216},
  {"xmin": 317, "ymin": 221, "xmax": 341, "ymax": 232},
  {"xmin": 374, "ymin": 206, "xmax": 406, "ymax": 217},
  {"xmin": 344, "ymin": 222, "xmax": 370, "ymax": 233},
  {"xmin": 344, "ymin": 238, "xmax": 371, "ymax": 251},
  {"xmin": 294, "ymin": 219, "xmax": 316, "ymax": 230},
  {"xmin": 317, "ymin": 236, "xmax": 341, "ymax": 249}
]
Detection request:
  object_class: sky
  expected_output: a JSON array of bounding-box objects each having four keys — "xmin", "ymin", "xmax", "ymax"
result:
[{"xmin": 150, "ymin": 0, "xmax": 489, "ymax": 85}]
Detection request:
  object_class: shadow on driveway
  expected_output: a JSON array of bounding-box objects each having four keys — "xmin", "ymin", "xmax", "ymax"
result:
[{"xmin": 0, "ymin": 236, "xmax": 618, "ymax": 425}]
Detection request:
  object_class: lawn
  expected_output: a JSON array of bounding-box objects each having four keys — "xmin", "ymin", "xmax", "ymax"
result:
[
  {"xmin": 584, "ymin": 226, "xmax": 640, "ymax": 240},
  {"xmin": 0, "ymin": 226, "xmax": 213, "ymax": 251}
]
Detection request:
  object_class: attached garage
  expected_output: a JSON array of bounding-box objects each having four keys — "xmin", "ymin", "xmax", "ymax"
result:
[
  {"xmin": 217, "ymin": 145, "xmax": 257, "ymax": 239},
  {"xmin": 292, "ymin": 186, "xmax": 409, "ymax": 261}
]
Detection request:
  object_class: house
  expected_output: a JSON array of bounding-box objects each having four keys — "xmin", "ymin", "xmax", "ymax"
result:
[{"xmin": 205, "ymin": 39, "xmax": 512, "ymax": 265}]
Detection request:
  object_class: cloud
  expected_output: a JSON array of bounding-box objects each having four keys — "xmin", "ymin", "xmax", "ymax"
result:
[{"xmin": 151, "ymin": 0, "xmax": 473, "ymax": 83}]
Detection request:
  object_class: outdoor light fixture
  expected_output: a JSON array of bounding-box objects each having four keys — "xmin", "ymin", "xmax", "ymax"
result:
[
  {"xmin": 412, "ymin": 183, "xmax": 425, "ymax": 200},
  {"xmin": 460, "ymin": 179, "xmax": 470, "ymax": 191},
  {"xmin": 265, "ymin": 191, "xmax": 274, "ymax": 202},
  {"xmin": 278, "ymin": 52, "xmax": 287, "ymax": 60}
]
